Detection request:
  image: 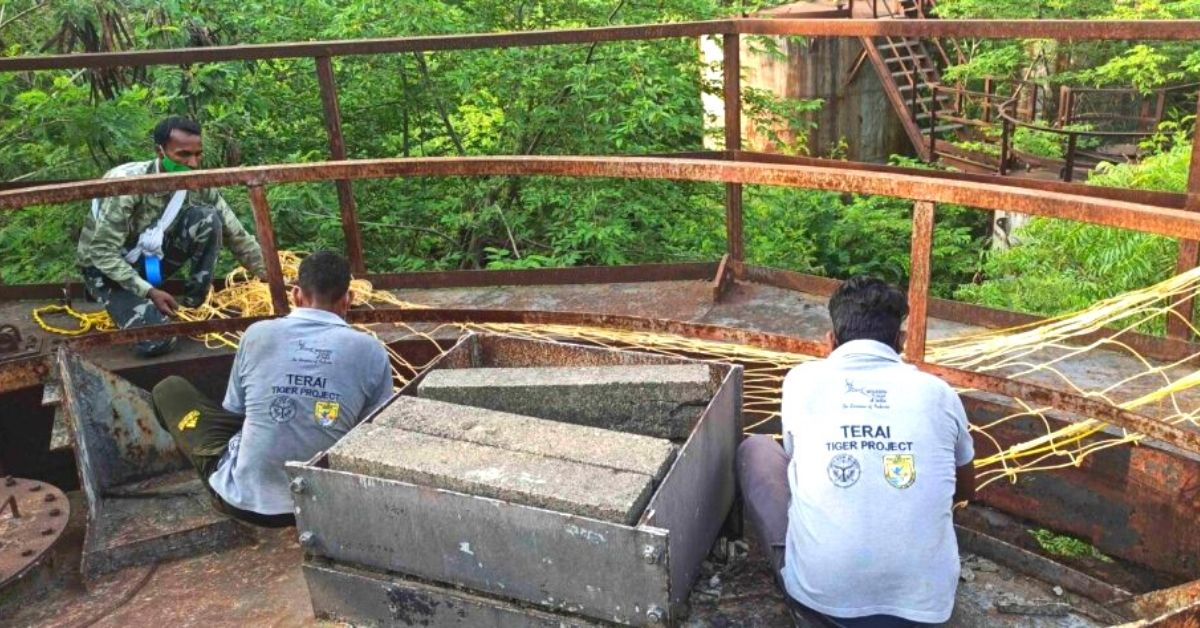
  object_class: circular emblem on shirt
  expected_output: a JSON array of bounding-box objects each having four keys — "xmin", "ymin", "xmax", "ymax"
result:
[
  {"xmin": 827, "ymin": 454, "xmax": 861, "ymax": 488},
  {"xmin": 883, "ymin": 454, "xmax": 916, "ymax": 489},
  {"xmin": 268, "ymin": 395, "xmax": 298, "ymax": 424}
]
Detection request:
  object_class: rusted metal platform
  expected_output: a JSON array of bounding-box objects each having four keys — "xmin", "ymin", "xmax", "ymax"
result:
[
  {"xmin": 1, "ymin": 13, "xmax": 1199, "ymax": 625},
  {"xmin": 0, "ymin": 275, "xmax": 1198, "ymax": 625}
]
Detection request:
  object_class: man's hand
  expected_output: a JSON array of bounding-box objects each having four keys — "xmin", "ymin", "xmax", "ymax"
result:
[{"xmin": 148, "ymin": 288, "xmax": 178, "ymax": 316}]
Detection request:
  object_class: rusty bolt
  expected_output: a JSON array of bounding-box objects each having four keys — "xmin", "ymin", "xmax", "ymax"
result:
[
  {"xmin": 642, "ymin": 545, "xmax": 660, "ymax": 565},
  {"xmin": 289, "ymin": 477, "xmax": 307, "ymax": 495},
  {"xmin": 48, "ymin": 508, "xmax": 62, "ymax": 517},
  {"xmin": 646, "ymin": 606, "xmax": 666, "ymax": 624},
  {"xmin": 298, "ymin": 531, "xmax": 317, "ymax": 549},
  {"xmin": 41, "ymin": 528, "xmax": 53, "ymax": 536},
  {"xmin": 20, "ymin": 549, "xmax": 34, "ymax": 557},
  {"xmin": 4, "ymin": 476, "xmax": 14, "ymax": 487},
  {"xmin": 29, "ymin": 484, "xmax": 41, "ymax": 492},
  {"xmin": 43, "ymin": 493, "xmax": 56, "ymax": 503}
]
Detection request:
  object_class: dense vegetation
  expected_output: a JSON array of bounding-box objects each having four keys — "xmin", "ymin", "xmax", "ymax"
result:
[{"xmin": 0, "ymin": 0, "xmax": 1195, "ymax": 324}]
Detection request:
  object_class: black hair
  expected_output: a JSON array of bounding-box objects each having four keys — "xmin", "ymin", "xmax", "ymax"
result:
[
  {"xmin": 827, "ymin": 275, "xmax": 908, "ymax": 350},
  {"xmin": 153, "ymin": 116, "xmax": 202, "ymax": 147},
  {"xmin": 298, "ymin": 251, "xmax": 352, "ymax": 304}
]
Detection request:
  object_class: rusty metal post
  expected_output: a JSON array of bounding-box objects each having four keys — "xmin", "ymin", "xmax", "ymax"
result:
[
  {"xmin": 909, "ymin": 74, "xmax": 918, "ymax": 123},
  {"xmin": 905, "ymin": 201, "xmax": 935, "ymax": 362},
  {"xmin": 998, "ymin": 118, "xmax": 1011, "ymax": 175},
  {"xmin": 247, "ymin": 184, "xmax": 291, "ymax": 316},
  {"xmin": 1057, "ymin": 85, "xmax": 1069, "ymax": 126},
  {"xmin": 929, "ymin": 86, "xmax": 938, "ymax": 159},
  {"xmin": 723, "ymin": 33, "xmax": 744, "ymax": 261},
  {"xmin": 1070, "ymin": 86, "xmax": 1080, "ymax": 126},
  {"xmin": 1166, "ymin": 94, "xmax": 1200, "ymax": 339},
  {"xmin": 1063, "ymin": 132, "xmax": 1078, "ymax": 182},
  {"xmin": 982, "ymin": 77, "xmax": 993, "ymax": 123},
  {"xmin": 315, "ymin": 56, "xmax": 367, "ymax": 275}
]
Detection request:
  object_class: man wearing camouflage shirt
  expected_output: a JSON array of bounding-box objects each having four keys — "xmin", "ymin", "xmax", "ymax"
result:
[{"xmin": 77, "ymin": 116, "xmax": 267, "ymax": 356}]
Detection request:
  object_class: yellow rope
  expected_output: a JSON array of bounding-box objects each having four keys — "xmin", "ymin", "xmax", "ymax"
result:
[
  {"xmin": 32, "ymin": 304, "xmax": 117, "ymax": 335},
  {"xmin": 31, "ymin": 251, "xmax": 1200, "ymax": 492}
]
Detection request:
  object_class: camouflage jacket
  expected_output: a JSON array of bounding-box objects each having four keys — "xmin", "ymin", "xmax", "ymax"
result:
[{"xmin": 76, "ymin": 159, "xmax": 266, "ymax": 297}]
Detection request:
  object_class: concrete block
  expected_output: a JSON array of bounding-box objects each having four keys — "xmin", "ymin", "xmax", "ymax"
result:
[
  {"xmin": 417, "ymin": 364, "xmax": 713, "ymax": 439},
  {"xmin": 327, "ymin": 424, "xmax": 654, "ymax": 524},
  {"xmin": 375, "ymin": 396, "xmax": 676, "ymax": 479}
]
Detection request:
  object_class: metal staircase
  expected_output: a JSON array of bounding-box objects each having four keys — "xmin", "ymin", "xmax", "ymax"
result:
[{"xmin": 858, "ymin": 0, "xmax": 962, "ymax": 161}]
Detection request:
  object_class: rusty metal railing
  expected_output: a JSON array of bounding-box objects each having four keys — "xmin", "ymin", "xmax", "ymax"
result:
[{"xmin": 2, "ymin": 17, "xmax": 1200, "ymax": 353}]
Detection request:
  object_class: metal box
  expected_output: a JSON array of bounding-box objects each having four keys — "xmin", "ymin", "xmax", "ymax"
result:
[{"xmin": 287, "ymin": 333, "xmax": 743, "ymax": 626}]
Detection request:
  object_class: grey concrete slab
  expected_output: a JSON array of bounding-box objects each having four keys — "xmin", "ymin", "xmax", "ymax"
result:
[
  {"xmin": 374, "ymin": 395, "xmax": 676, "ymax": 479},
  {"xmin": 417, "ymin": 364, "xmax": 714, "ymax": 439},
  {"xmin": 327, "ymin": 424, "xmax": 654, "ymax": 524}
]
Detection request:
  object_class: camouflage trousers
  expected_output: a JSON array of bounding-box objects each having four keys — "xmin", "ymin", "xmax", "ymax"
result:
[{"xmin": 82, "ymin": 203, "xmax": 224, "ymax": 357}]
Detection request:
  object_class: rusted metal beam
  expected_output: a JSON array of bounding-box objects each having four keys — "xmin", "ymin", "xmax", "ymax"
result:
[
  {"xmin": 732, "ymin": 150, "xmax": 1188, "ymax": 209},
  {"xmin": 1119, "ymin": 578, "xmax": 1200, "ymax": 620},
  {"xmin": 723, "ymin": 33, "xmax": 744, "ymax": 262},
  {"xmin": 0, "ymin": 357, "xmax": 49, "ymax": 393},
  {"xmin": 737, "ymin": 18, "xmax": 1200, "ymax": 40},
  {"xmin": 7, "ymin": 157, "xmax": 1200, "ymax": 241},
  {"xmin": 5, "ymin": 262, "xmax": 1198, "ymax": 371},
  {"xmin": 905, "ymin": 201, "xmax": 934, "ymax": 362},
  {"xmin": 955, "ymin": 522, "xmax": 1132, "ymax": 607},
  {"xmin": 923, "ymin": 361, "xmax": 1200, "ymax": 454},
  {"xmin": 365, "ymin": 261, "xmax": 717, "ymax": 290},
  {"xmin": 246, "ymin": 185, "xmax": 291, "ymax": 316},
  {"xmin": 0, "ymin": 21, "xmax": 739, "ymax": 72},
  {"xmin": 1168, "ymin": 240, "xmax": 1200, "ymax": 340},
  {"xmin": 734, "ymin": 261, "xmax": 1200, "ymax": 364},
  {"xmin": 710, "ymin": 254, "xmax": 735, "ymax": 303},
  {"xmin": 3, "ymin": 19, "xmax": 1199, "ymax": 75},
  {"xmin": 314, "ymin": 56, "xmax": 366, "ymax": 275},
  {"xmin": 1167, "ymin": 94, "xmax": 1200, "ymax": 340},
  {"xmin": 26, "ymin": 305, "xmax": 1200, "ymax": 454}
]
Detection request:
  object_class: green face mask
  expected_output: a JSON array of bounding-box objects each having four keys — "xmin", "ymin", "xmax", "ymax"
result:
[{"xmin": 160, "ymin": 155, "xmax": 192, "ymax": 173}]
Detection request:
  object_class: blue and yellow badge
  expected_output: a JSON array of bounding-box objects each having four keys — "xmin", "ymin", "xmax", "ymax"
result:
[
  {"xmin": 177, "ymin": 410, "xmax": 200, "ymax": 431},
  {"xmin": 314, "ymin": 401, "xmax": 340, "ymax": 427},
  {"xmin": 883, "ymin": 454, "xmax": 916, "ymax": 489}
]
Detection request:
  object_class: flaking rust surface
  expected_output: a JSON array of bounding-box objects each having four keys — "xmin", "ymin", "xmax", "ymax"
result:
[{"xmin": 0, "ymin": 491, "xmax": 318, "ymax": 627}]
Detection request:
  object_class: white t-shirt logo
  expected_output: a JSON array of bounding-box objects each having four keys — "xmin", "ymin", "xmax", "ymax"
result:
[
  {"xmin": 827, "ymin": 454, "xmax": 861, "ymax": 488},
  {"xmin": 884, "ymin": 453, "xmax": 916, "ymax": 489}
]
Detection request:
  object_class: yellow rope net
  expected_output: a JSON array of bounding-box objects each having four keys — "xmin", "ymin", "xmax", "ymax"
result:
[{"xmin": 31, "ymin": 251, "xmax": 1200, "ymax": 492}]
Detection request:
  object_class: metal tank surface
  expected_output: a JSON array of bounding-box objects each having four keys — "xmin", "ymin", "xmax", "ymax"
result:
[{"xmin": 286, "ymin": 332, "xmax": 743, "ymax": 626}]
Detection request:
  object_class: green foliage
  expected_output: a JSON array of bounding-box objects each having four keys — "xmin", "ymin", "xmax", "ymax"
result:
[
  {"xmin": 1029, "ymin": 529, "xmax": 1113, "ymax": 562},
  {"xmin": 744, "ymin": 176, "xmax": 989, "ymax": 298},
  {"xmin": 957, "ymin": 138, "xmax": 1191, "ymax": 318},
  {"xmin": 938, "ymin": 0, "xmax": 1200, "ymax": 90},
  {"xmin": 1009, "ymin": 124, "xmax": 1098, "ymax": 160},
  {"xmin": 742, "ymin": 86, "xmax": 823, "ymax": 155},
  {"xmin": 951, "ymin": 140, "xmax": 1000, "ymax": 158},
  {"xmin": 0, "ymin": 0, "xmax": 731, "ymax": 283}
]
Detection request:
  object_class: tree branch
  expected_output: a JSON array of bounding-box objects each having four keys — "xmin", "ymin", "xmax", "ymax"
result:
[
  {"xmin": 412, "ymin": 51, "xmax": 466, "ymax": 155},
  {"xmin": 0, "ymin": 0, "xmax": 48, "ymax": 34}
]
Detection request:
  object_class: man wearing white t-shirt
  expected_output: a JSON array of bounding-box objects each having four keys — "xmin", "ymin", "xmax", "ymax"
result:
[{"xmin": 737, "ymin": 275, "xmax": 975, "ymax": 627}]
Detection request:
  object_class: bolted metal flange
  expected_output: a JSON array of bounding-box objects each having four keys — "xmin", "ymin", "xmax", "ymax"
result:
[
  {"xmin": 646, "ymin": 606, "xmax": 667, "ymax": 624},
  {"xmin": 0, "ymin": 477, "xmax": 70, "ymax": 590},
  {"xmin": 289, "ymin": 477, "xmax": 308, "ymax": 495}
]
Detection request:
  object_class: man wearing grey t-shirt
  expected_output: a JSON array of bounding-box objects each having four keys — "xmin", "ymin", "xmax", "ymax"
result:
[
  {"xmin": 152, "ymin": 251, "xmax": 393, "ymax": 527},
  {"xmin": 737, "ymin": 276, "xmax": 975, "ymax": 627}
]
